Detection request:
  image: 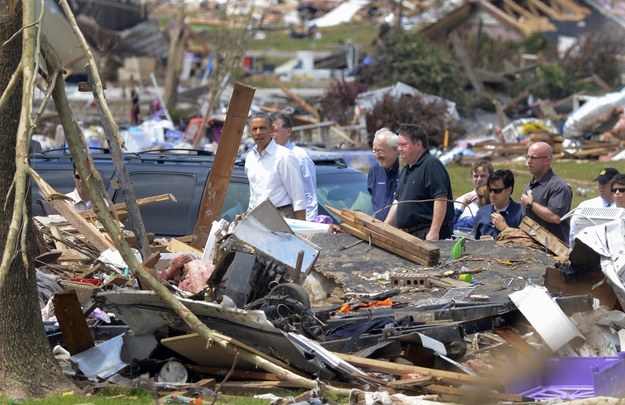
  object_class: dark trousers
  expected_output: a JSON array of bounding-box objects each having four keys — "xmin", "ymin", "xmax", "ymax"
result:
[{"xmin": 410, "ymin": 225, "xmax": 451, "ymax": 240}]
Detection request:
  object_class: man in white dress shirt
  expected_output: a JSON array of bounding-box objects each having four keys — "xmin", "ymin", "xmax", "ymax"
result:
[
  {"xmin": 570, "ymin": 167, "xmax": 619, "ymax": 243},
  {"xmin": 271, "ymin": 112, "xmax": 318, "ymax": 221},
  {"xmin": 65, "ymin": 164, "xmax": 92, "ymax": 212},
  {"xmin": 244, "ymin": 112, "xmax": 306, "ymax": 220}
]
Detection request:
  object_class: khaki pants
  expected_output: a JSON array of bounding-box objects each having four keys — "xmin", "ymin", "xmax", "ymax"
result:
[{"xmin": 276, "ymin": 204, "xmax": 295, "ymax": 219}]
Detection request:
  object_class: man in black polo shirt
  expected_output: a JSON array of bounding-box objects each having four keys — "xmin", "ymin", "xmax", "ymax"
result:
[
  {"xmin": 520, "ymin": 141, "xmax": 572, "ymax": 244},
  {"xmin": 384, "ymin": 123, "xmax": 454, "ymax": 240}
]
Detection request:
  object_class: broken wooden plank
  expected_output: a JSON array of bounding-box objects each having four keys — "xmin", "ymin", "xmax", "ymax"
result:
[
  {"xmin": 167, "ymin": 238, "xmax": 203, "ymax": 255},
  {"xmin": 350, "ymin": 211, "xmax": 439, "ymax": 260},
  {"xmin": 340, "ymin": 223, "xmax": 431, "ymax": 266},
  {"xmin": 80, "ymin": 193, "xmax": 177, "ymax": 220},
  {"xmin": 52, "ymin": 290, "xmax": 95, "ymax": 355},
  {"xmin": 519, "ymin": 216, "xmax": 569, "ymax": 257},
  {"xmin": 493, "ymin": 327, "xmax": 536, "ymax": 356},
  {"xmin": 49, "ymin": 199, "xmax": 115, "ymax": 252},
  {"xmin": 387, "ymin": 375, "xmax": 435, "ymax": 388},
  {"xmin": 334, "ymin": 352, "xmax": 500, "ymax": 388},
  {"xmin": 187, "ymin": 365, "xmax": 280, "ymax": 381},
  {"xmin": 191, "ymin": 83, "xmax": 256, "ymax": 249},
  {"xmin": 327, "ymin": 206, "xmax": 439, "ymax": 265}
]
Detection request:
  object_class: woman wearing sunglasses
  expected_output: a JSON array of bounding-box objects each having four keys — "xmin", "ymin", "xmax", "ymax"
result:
[{"xmin": 611, "ymin": 174, "xmax": 625, "ymax": 208}]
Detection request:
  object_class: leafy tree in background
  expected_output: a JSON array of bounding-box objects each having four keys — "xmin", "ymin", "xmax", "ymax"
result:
[
  {"xmin": 319, "ymin": 79, "xmax": 368, "ymax": 125},
  {"xmin": 361, "ymin": 30, "xmax": 468, "ymax": 105},
  {"xmin": 366, "ymin": 94, "xmax": 465, "ymax": 147}
]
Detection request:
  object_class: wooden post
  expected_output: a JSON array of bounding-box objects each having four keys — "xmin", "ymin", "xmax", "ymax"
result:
[
  {"xmin": 191, "ymin": 83, "xmax": 256, "ymax": 249},
  {"xmin": 86, "ymin": 65, "xmax": 152, "ymax": 261},
  {"xmin": 53, "ymin": 290, "xmax": 95, "ymax": 355}
]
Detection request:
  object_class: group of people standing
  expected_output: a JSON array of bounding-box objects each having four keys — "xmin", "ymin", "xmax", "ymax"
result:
[
  {"xmin": 244, "ymin": 112, "xmax": 318, "ymax": 222},
  {"xmin": 65, "ymin": 112, "xmax": 622, "ymax": 249},
  {"xmin": 366, "ymin": 125, "xmax": 624, "ymax": 246}
]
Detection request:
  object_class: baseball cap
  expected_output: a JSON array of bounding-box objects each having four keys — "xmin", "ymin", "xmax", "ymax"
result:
[{"xmin": 593, "ymin": 167, "xmax": 619, "ymax": 183}]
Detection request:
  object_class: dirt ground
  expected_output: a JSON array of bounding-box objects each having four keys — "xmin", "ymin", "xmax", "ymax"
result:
[{"xmin": 308, "ymin": 233, "xmax": 558, "ymax": 307}]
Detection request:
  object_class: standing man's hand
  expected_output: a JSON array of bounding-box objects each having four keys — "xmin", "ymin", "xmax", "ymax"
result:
[
  {"xmin": 520, "ymin": 192, "xmax": 533, "ymax": 208},
  {"xmin": 425, "ymin": 229, "xmax": 439, "ymax": 241}
]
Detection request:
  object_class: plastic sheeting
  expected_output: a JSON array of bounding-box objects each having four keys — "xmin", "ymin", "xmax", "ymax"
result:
[{"xmin": 563, "ymin": 90, "xmax": 625, "ymax": 139}]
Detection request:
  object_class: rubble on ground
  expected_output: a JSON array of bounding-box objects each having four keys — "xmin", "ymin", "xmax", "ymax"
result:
[{"xmin": 33, "ymin": 186, "xmax": 625, "ymax": 403}]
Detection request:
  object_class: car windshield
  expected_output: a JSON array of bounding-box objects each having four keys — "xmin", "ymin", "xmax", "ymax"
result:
[
  {"xmin": 220, "ymin": 170, "xmax": 372, "ymax": 223},
  {"xmin": 316, "ymin": 171, "xmax": 372, "ymax": 218}
]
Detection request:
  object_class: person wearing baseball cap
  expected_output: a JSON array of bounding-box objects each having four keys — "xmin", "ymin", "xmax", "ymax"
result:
[{"xmin": 570, "ymin": 167, "xmax": 620, "ymax": 243}]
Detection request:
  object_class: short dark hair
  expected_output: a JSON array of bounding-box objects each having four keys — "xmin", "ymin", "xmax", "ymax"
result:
[
  {"xmin": 271, "ymin": 112, "xmax": 292, "ymax": 129},
  {"xmin": 247, "ymin": 111, "xmax": 272, "ymax": 127},
  {"xmin": 610, "ymin": 173, "xmax": 625, "ymax": 188},
  {"xmin": 488, "ymin": 169, "xmax": 515, "ymax": 192},
  {"xmin": 397, "ymin": 123, "xmax": 428, "ymax": 149}
]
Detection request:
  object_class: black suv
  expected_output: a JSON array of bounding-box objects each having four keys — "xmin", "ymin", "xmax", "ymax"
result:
[{"xmin": 29, "ymin": 149, "xmax": 373, "ymax": 237}]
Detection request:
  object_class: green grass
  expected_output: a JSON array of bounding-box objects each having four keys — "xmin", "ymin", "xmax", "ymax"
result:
[
  {"xmin": 1, "ymin": 386, "xmax": 292, "ymax": 405},
  {"xmin": 251, "ymin": 23, "xmax": 377, "ymax": 53},
  {"xmin": 447, "ymin": 159, "xmax": 609, "ymax": 210}
]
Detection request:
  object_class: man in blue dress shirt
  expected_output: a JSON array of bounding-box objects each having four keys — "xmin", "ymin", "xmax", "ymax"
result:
[
  {"xmin": 474, "ymin": 169, "xmax": 523, "ymax": 240},
  {"xmin": 367, "ymin": 128, "xmax": 400, "ymax": 220}
]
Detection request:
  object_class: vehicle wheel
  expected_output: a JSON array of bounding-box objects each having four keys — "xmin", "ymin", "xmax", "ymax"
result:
[{"xmin": 269, "ymin": 283, "xmax": 310, "ymax": 308}]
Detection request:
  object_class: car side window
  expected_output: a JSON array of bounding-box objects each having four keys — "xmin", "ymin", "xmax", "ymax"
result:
[{"xmin": 221, "ymin": 181, "xmax": 250, "ymax": 221}]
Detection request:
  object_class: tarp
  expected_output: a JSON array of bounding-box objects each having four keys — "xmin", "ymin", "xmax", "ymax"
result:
[{"xmin": 310, "ymin": 0, "xmax": 369, "ymax": 28}]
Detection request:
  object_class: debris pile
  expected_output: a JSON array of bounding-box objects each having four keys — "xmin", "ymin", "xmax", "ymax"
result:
[{"xmin": 33, "ymin": 187, "xmax": 625, "ymax": 403}]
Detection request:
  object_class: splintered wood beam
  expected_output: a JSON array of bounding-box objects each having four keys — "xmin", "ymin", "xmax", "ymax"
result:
[
  {"xmin": 519, "ymin": 216, "xmax": 569, "ymax": 257},
  {"xmin": 79, "ymin": 193, "xmax": 177, "ymax": 221},
  {"xmin": 191, "ymin": 83, "xmax": 255, "ymax": 249},
  {"xmin": 52, "ymin": 290, "xmax": 95, "ymax": 355},
  {"xmin": 351, "ymin": 211, "xmax": 439, "ymax": 259},
  {"xmin": 341, "ymin": 223, "xmax": 431, "ymax": 265},
  {"xmin": 326, "ymin": 206, "xmax": 439, "ymax": 266},
  {"xmin": 334, "ymin": 352, "xmax": 499, "ymax": 388},
  {"xmin": 49, "ymin": 199, "xmax": 115, "ymax": 252}
]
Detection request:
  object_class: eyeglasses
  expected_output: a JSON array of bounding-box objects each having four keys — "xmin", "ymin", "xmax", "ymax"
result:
[
  {"xmin": 488, "ymin": 187, "xmax": 506, "ymax": 194},
  {"xmin": 74, "ymin": 174, "xmax": 81, "ymax": 180},
  {"xmin": 612, "ymin": 187, "xmax": 625, "ymax": 193},
  {"xmin": 525, "ymin": 155, "xmax": 549, "ymax": 161},
  {"xmin": 372, "ymin": 149, "xmax": 386, "ymax": 155}
]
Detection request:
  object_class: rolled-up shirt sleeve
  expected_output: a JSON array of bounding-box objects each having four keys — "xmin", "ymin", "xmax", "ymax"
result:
[{"xmin": 278, "ymin": 153, "xmax": 306, "ymax": 212}]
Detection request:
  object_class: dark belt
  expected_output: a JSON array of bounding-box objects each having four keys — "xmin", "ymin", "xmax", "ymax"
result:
[
  {"xmin": 402, "ymin": 223, "xmax": 430, "ymax": 234},
  {"xmin": 276, "ymin": 204, "xmax": 293, "ymax": 210}
]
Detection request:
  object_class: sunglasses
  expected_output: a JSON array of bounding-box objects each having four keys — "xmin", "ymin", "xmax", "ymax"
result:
[
  {"xmin": 488, "ymin": 187, "xmax": 506, "ymax": 194},
  {"xmin": 74, "ymin": 174, "xmax": 81, "ymax": 180},
  {"xmin": 612, "ymin": 187, "xmax": 625, "ymax": 193}
]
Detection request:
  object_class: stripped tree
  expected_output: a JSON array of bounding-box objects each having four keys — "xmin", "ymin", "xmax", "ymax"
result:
[{"xmin": 0, "ymin": 0, "xmax": 76, "ymax": 396}]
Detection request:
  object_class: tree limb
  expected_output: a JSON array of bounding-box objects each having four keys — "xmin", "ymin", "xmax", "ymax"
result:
[
  {"xmin": 0, "ymin": 0, "xmax": 37, "ymax": 285},
  {"xmin": 46, "ymin": 2, "xmax": 351, "ymax": 396},
  {"xmin": 0, "ymin": 60, "xmax": 23, "ymax": 115}
]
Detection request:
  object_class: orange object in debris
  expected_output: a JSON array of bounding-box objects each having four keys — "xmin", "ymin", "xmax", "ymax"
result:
[
  {"xmin": 337, "ymin": 298, "xmax": 394, "ymax": 314},
  {"xmin": 337, "ymin": 303, "xmax": 352, "ymax": 314}
]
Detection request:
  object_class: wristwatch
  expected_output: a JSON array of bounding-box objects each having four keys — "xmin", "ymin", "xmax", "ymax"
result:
[{"xmin": 527, "ymin": 201, "xmax": 534, "ymax": 211}]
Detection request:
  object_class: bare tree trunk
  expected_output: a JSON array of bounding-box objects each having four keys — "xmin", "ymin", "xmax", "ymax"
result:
[{"xmin": 0, "ymin": 0, "xmax": 75, "ymax": 397}]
